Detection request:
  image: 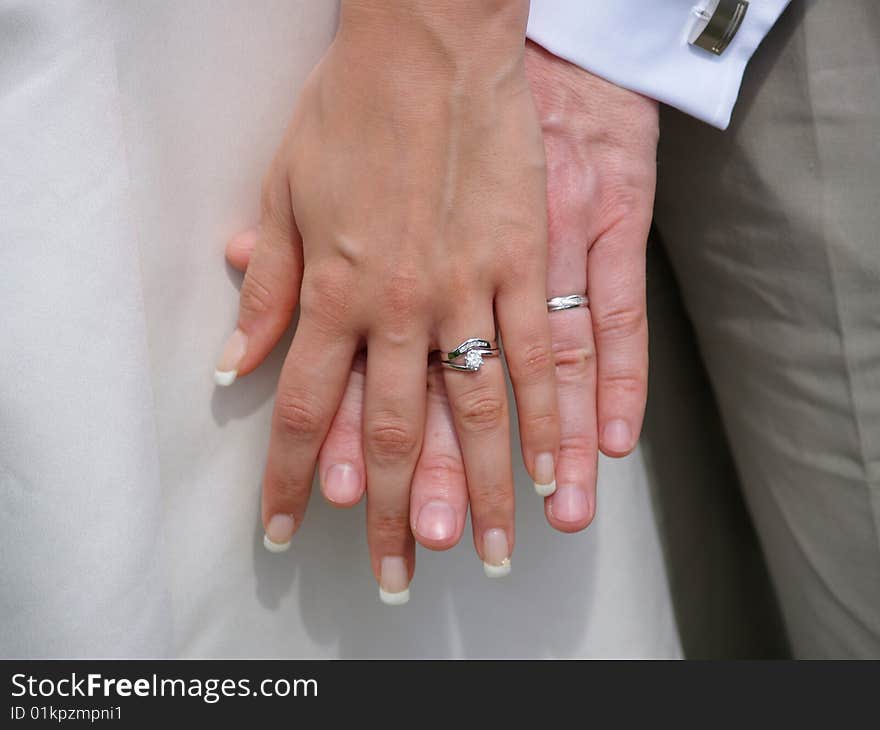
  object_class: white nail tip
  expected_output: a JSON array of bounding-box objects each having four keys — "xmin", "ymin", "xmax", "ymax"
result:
[
  {"xmin": 483, "ymin": 559, "xmax": 511, "ymax": 578},
  {"xmin": 534, "ymin": 480, "xmax": 557, "ymax": 497},
  {"xmin": 214, "ymin": 369, "xmax": 238, "ymax": 387},
  {"xmin": 263, "ymin": 534, "xmax": 291, "ymax": 553},
  {"xmin": 379, "ymin": 587, "xmax": 410, "ymax": 606}
]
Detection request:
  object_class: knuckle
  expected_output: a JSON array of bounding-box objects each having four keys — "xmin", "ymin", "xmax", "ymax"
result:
[
  {"xmin": 469, "ymin": 483, "xmax": 513, "ymax": 517},
  {"xmin": 502, "ymin": 248, "xmax": 540, "ymax": 281},
  {"xmin": 454, "ymin": 389, "xmax": 507, "ymax": 434},
  {"xmin": 417, "ymin": 452, "xmax": 466, "ymax": 483},
  {"xmin": 495, "ymin": 244, "xmax": 544, "ymax": 287},
  {"xmin": 525, "ymin": 410, "xmax": 558, "ymax": 437},
  {"xmin": 382, "ymin": 270, "xmax": 420, "ymax": 306},
  {"xmin": 443, "ymin": 260, "xmax": 481, "ymax": 296},
  {"xmin": 601, "ymin": 368, "xmax": 647, "ymax": 397},
  {"xmin": 552, "ymin": 344, "xmax": 597, "ymax": 382},
  {"xmin": 274, "ymin": 389, "xmax": 325, "ymax": 441},
  {"xmin": 300, "ymin": 264, "xmax": 353, "ymax": 332},
  {"xmin": 593, "ymin": 305, "xmax": 645, "ymax": 343},
  {"xmin": 369, "ymin": 508, "xmax": 411, "ymax": 543},
  {"xmin": 509, "ymin": 340, "xmax": 554, "ymax": 384},
  {"xmin": 366, "ymin": 416, "xmax": 419, "ymax": 462},
  {"xmin": 600, "ymin": 184, "xmax": 653, "ymax": 229},
  {"xmin": 301, "ymin": 262, "xmax": 351, "ymax": 306},
  {"xmin": 559, "ymin": 433, "xmax": 598, "ymax": 467},
  {"xmin": 601, "ymin": 189, "xmax": 642, "ymax": 224},
  {"xmin": 377, "ymin": 270, "xmax": 428, "ymax": 326}
]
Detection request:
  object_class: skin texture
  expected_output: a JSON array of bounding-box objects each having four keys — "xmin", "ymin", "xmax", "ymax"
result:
[
  {"xmin": 223, "ymin": 41, "xmax": 659, "ymax": 578},
  {"xmin": 215, "ymin": 3, "xmax": 562, "ymax": 597}
]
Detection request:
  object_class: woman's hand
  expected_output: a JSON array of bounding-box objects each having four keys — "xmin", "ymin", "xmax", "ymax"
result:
[
  {"xmin": 223, "ymin": 40, "xmax": 659, "ymax": 578},
  {"xmin": 215, "ymin": 2, "xmax": 559, "ymax": 603}
]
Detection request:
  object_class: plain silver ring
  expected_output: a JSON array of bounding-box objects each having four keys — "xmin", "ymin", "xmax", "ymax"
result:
[
  {"xmin": 547, "ymin": 294, "xmax": 589, "ymax": 312},
  {"xmin": 440, "ymin": 338, "xmax": 500, "ymax": 372}
]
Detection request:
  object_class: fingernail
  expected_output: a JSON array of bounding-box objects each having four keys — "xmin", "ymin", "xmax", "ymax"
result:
[
  {"xmin": 415, "ymin": 501, "xmax": 457, "ymax": 542},
  {"xmin": 603, "ymin": 419, "xmax": 633, "ymax": 454},
  {"xmin": 263, "ymin": 513, "xmax": 295, "ymax": 553},
  {"xmin": 214, "ymin": 328, "xmax": 247, "ymax": 386},
  {"xmin": 323, "ymin": 463, "xmax": 362, "ymax": 505},
  {"xmin": 482, "ymin": 528, "xmax": 511, "ymax": 578},
  {"xmin": 549, "ymin": 485, "xmax": 590, "ymax": 524},
  {"xmin": 533, "ymin": 452, "xmax": 556, "ymax": 496},
  {"xmin": 378, "ymin": 556, "xmax": 410, "ymax": 606}
]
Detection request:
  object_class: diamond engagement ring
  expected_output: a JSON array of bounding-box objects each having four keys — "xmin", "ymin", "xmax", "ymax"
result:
[
  {"xmin": 546, "ymin": 294, "xmax": 589, "ymax": 312},
  {"xmin": 440, "ymin": 338, "xmax": 500, "ymax": 372}
]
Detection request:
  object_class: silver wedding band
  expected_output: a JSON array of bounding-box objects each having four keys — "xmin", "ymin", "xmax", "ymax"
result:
[
  {"xmin": 441, "ymin": 296, "xmax": 585, "ymax": 373},
  {"xmin": 440, "ymin": 338, "xmax": 500, "ymax": 372},
  {"xmin": 547, "ymin": 294, "xmax": 589, "ymax": 312}
]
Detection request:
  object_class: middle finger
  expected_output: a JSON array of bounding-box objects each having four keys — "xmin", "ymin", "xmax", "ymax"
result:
[{"xmin": 363, "ymin": 333, "xmax": 429, "ymax": 606}]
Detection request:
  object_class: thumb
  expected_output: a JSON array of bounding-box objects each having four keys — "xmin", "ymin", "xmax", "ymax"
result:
[
  {"xmin": 215, "ymin": 168, "xmax": 303, "ymax": 385},
  {"xmin": 225, "ymin": 227, "xmax": 258, "ymax": 272}
]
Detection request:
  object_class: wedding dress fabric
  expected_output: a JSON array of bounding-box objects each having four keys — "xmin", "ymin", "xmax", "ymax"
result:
[{"xmin": 0, "ymin": 1, "xmax": 681, "ymax": 658}]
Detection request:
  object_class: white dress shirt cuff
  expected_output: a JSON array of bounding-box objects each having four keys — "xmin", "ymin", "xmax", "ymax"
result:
[{"xmin": 527, "ymin": 1, "xmax": 791, "ymax": 129}]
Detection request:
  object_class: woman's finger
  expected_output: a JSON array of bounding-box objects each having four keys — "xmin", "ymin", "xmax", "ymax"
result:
[
  {"xmin": 215, "ymin": 168, "xmax": 302, "ymax": 386},
  {"xmin": 363, "ymin": 333, "xmax": 429, "ymax": 606},
  {"xmin": 588, "ymin": 215, "xmax": 652, "ymax": 458},
  {"xmin": 495, "ymin": 279, "xmax": 560, "ymax": 497},
  {"xmin": 409, "ymin": 360, "xmax": 469, "ymax": 554},
  {"xmin": 225, "ymin": 235, "xmax": 368, "ymax": 508},
  {"xmin": 262, "ymin": 310, "xmax": 357, "ymax": 552},
  {"xmin": 440, "ymin": 308, "xmax": 515, "ymax": 577},
  {"xmin": 317, "ymin": 351, "xmax": 367, "ymax": 507}
]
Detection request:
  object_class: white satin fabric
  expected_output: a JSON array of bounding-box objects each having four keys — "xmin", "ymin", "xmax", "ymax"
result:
[{"xmin": 0, "ymin": 1, "xmax": 681, "ymax": 658}]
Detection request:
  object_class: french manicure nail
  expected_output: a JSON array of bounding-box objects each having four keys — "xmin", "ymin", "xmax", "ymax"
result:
[
  {"xmin": 603, "ymin": 419, "xmax": 633, "ymax": 454},
  {"xmin": 214, "ymin": 328, "xmax": 247, "ymax": 386},
  {"xmin": 415, "ymin": 501, "xmax": 457, "ymax": 542},
  {"xmin": 263, "ymin": 513, "xmax": 295, "ymax": 553},
  {"xmin": 533, "ymin": 452, "xmax": 556, "ymax": 496},
  {"xmin": 549, "ymin": 485, "xmax": 590, "ymax": 524},
  {"xmin": 378, "ymin": 556, "xmax": 410, "ymax": 606},
  {"xmin": 323, "ymin": 463, "xmax": 362, "ymax": 505},
  {"xmin": 482, "ymin": 528, "xmax": 511, "ymax": 578}
]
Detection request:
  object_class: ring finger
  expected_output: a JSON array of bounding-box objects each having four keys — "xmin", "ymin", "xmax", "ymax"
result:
[
  {"xmin": 543, "ymin": 234, "xmax": 598, "ymax": 531},
  {"xmin": 440, "ymin": 307, "xmax": 515, "ymax": 577}
]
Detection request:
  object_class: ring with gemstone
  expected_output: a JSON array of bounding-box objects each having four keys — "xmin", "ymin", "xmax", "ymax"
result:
[
  {"xmin": 546, "ymin": 294, "xmax": 589, "ymax": 312},
  {"xmin": 440, "ymin": 338, "xmax": 500, "ymax": 372}
]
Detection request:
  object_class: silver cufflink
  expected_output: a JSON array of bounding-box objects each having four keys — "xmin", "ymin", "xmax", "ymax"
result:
[{"xmin": 688, "ymin": 0, "xmax": 749, "ymax": 56}]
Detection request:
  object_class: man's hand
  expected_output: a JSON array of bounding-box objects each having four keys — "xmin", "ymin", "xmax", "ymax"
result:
[{"xmin": 525, "ymin": 40, "xmax": 658, "ymax": 529}]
